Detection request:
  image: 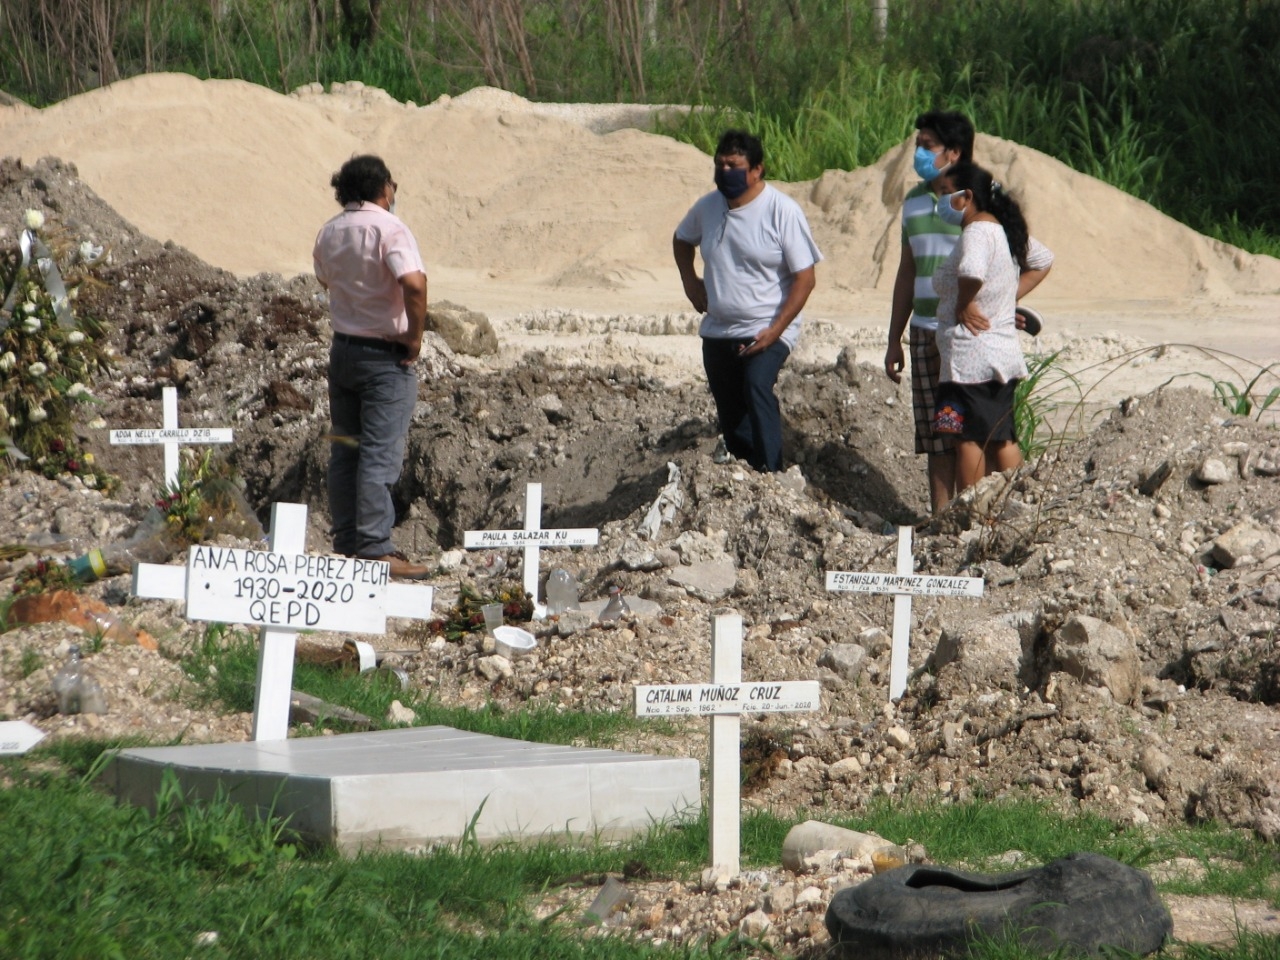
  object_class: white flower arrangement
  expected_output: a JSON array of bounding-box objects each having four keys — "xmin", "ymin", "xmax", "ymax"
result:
[
  {"xmin": 23, "ymin": 209, "xmax": 45, "ymax": 231},
  {"xmin": 28, "ymin": 361, "xmax": 48, "ymax": 377}
]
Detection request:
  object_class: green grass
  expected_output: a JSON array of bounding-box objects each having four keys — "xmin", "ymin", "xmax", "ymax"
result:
[{"xmin": 2, "ymin": 750, "xmax": 1277, "ymax": 960}]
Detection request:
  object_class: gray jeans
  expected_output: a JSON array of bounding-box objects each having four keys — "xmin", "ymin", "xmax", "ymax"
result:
[{"xmin": 327, "ymin": 337, "xmax": 417, "ymax": 557}]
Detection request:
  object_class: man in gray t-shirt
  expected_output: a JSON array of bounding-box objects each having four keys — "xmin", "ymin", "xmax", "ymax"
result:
[{"xmin": 673, "ymin": 130, "xmax": 822, "ymax": 472}]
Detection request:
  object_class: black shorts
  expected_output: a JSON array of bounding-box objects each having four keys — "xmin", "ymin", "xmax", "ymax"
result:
[{"xmin": 933, "ymin": 379, "xmax": 1021, "ymax": 444}]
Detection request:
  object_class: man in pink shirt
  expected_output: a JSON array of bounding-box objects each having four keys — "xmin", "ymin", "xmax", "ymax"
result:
[{"xmin": 314, "ymin": 155, "xmax": 429, "ymax": 579}]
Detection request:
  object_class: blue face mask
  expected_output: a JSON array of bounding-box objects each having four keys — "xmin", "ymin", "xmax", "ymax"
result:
[
  {"xmin": 714, "ymin": 166, "xmax": 750, "ymax": 200},
  {"xmin": 937, "ymin": 190, "xmax": 967, "ymax": 227},
  {"xmin": 913, "ymin": 145, "xmax": 950, "ymax": 182}
]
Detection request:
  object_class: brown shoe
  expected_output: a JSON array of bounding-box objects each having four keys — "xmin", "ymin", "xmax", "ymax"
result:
[{"xmin": 357, "ymin": 550, "xmax": 430, "ymax": 580}]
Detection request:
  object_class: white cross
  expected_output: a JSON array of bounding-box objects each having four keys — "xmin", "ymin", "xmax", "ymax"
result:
[
  {"xmin": 635, "ymin": 612, "xmax": 820, "ymax": 877},
  {"xmin": 109, "ymin": 385, "xmax": 234, "ymax": 488},
  {"xmin": 462, "ymin": 482, "xmax": 599, "ymax": 609},
  {"xmin": 132, "ymin": 501, "xmax": 434, "ymax": 742},
  {"xmin": 826, "ymin": 526, "xmax": 983, "ymax": 701}
]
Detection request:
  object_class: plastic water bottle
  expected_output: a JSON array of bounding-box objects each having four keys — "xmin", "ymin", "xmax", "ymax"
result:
[
  {"xmin": 546, "ymin": 569, "xmax": 579, "ymax": 615},
  {"xmin": 599, "ymin": 585, "xmax": 631, "ymax": 622},
  {"xmin": 52, "ymin": 644, "xmax": 108, "ymax": 715}
]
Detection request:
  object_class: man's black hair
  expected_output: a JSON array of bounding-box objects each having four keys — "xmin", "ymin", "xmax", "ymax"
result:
[
  {"xmin": 331, "ymin": 154, "xmax": 392, "ymax": 206},
  {"xmin": 714, "ymin": 130, "xmax": 765, "ymax": 170},
  {"xmin": 915, "ymin": 111, "xmax": 975, "ymax": 164}
]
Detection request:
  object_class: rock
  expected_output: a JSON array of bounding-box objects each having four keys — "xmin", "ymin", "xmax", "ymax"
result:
[
  {"xmin": 930, "ymin": 618, "xmax": 1025, "ymax": 691},
  {"xmin": 884, "ymin": 726, "xmax": 911, "ymax": 750},
  {"xmin": 667, "ymin": 560, "xmax": 737, "ymax": 602},
  {"xmin": 782, "ymin": 821, "xmax": 905, "ymax": 872},
  {"xmin": 1138, "ymin": 745, "xmax": 1170, "ymax": 789},
  {"xmin": 1052, "ymin": 616, "xmax": 1142, "ymax": 705},
  {"xmin": 857, "ymin": 626, "xmax": 891, "ymax": 655},
  {"xmin": 1212, "ymin": 520, "xmax": 1280, "ymax": 568},
  {"xmin": 386, "ymin": 700, "xmax": 416, "ymax": 724},
  {"xmin": 739, "ymin": 908, "xmax": 772, "ymax": 937},
  {"xmin": 1196, "ymin": 458, "xmax": 1232, "ymax": 484},
  {"xmin": 817, "ymin": 644, "xmax": 867, "ymax": 681},
  {"xmin": 617, "ymin": 537, "xmax": 664, "ymax": 571},
  {"xmin": 827, "ymin": 757, "xmax": 863, "ymax": 781},
  {"xmin": 475, "ymin": 655, "xmax": 513, "ymax": 681},
  {"xmin": 796, "ymin": 886, "xmax": 826, "ymax": 907},
  {"xmin": 670, "ymin": 528, "xmax": 730, "ymax": 563},
  {"xmin": 554, "ymin": 610, "xmax": 596, "ymax": 636},
  {"xmin": 765, "ymin": 882, "xmax": 796, "ymax": 914},
  {"xmin": 775, "ymin": 465, "xmax": 806, "ymax": 496},
  {"xmin": 427, "ymin": 300, "xmax": 498, "ymax": 356}
]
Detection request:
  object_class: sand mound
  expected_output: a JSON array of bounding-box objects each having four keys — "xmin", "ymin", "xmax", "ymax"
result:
[{"xmin": 3, "ymin": 73, "xmax": 1277, "ymax": 311}]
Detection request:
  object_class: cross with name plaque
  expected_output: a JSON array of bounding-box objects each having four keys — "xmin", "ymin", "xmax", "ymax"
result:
[
  {"xmin": 635, "ymin": 612, "xmax": 820, "ymax": 877},
  {"xmin": 132, "ymin": 501, "xmax": 434, "ymax": 742},
  {"xmin": 462, "ymin": 482, "xmax": 598, "ymax": 609},
  {"xmin": 109, "ymin": 385, "xmax": 234, "ymax": 489},
  {"xmin": 826, "ymin": 525, "xmax": 983, "ymax": 701}
]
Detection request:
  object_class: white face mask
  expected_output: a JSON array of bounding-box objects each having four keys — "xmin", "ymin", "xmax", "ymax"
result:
[{"xmin": 938, "ymin": 190, "xmax": 967, "ymax": 227}]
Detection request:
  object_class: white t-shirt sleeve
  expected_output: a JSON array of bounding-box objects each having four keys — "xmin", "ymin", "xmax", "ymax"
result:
[
  {"xmin": 1025, "ymin": 236, "xmax": 1054, "ymax": 271},
  {"xmin": 956, "ymin": 227, "xmax": 996, "ymax": 281},
  {"xmin": 778, "ymin": 202, "xmax": 822, "ymax": 273},
  {"xmin": 675, "ymin": 199, "xmax": 706, "ymax": 246}
]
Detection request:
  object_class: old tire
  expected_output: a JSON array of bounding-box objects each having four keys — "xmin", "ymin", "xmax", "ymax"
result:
[{"xmin": 825, "ymin": 851, "xmax": 1172, "ymax": 958}]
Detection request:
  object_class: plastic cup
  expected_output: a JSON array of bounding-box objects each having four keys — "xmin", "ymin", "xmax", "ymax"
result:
[{"xmin": 481, "ymin": 602, "xmax": 504, "ymax": 634}]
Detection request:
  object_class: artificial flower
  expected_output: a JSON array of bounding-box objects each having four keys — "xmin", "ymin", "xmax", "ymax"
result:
[
  {"xmin": 28, "ymin": 362, "xmax": 48, "ymax": 377},
  {"xmin": 68, "ymin": 331, "xmax": 86, "ymax": 344},
  {"xmin": 88, "ymin": 417, "xmax": 106, "ymax": 429},
  {"xmin": 23, "ymin": 209, "xmax": 45, "ymax": 230},
  {"xmin": 22, "ymin": 317, "xmax": 39, "ymax": 332},
  {"xmin": 43, "ymin": 342, "xmax": 58, "ymax": 363},
  {"xmin": 0, "ymin": 352, "xmax": 14, "ymax": 372},
  {"xmin": 67, "ymin": 383, "xmax": 88, "ymax": 398},
  {"xmin": 29, "ymin": 406, "xmax": 47, "ymax": 423},
  {"xmin": 23, "ymin": 301, "xmax": 36, "ymax": 313}
]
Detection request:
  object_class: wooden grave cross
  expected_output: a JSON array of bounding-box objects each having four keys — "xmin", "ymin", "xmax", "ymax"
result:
[
  {"xmin": 462, "ymin": 482, "xmax": 599, "ymax": 610},
  {"xmin": 634, "ymin": 612, "xmax": 820, "ymax": 877},
  {"xmin": 109, "ymin": 385, "xmax": 234, "ymax": 489},
  {"xmin": 826, "ymin": 525, "xmax": 983, "ymax": 701},
  {"xmin": 132, "ymin": 502, "xmax": 434, "ymax": 742}
]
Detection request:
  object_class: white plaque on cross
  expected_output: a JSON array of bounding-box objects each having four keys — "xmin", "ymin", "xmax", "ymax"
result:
[
  {"xmin": 826, "ymin": 526, "xmax": 983, "ymax": 701},
  {"xmin": 132, "ymin": 501, "xmax": 435, "ymax": 742},
  {"xmin": 109, "ymin": 386, "xmax": 234, "ymax": 488},
  {"xmin": 635, "ymin": 612, "xmax": 820, "ymax": 877},
  {"xmin": 462, "ymin": 482, "xmax": 599, "ymax": 607}
]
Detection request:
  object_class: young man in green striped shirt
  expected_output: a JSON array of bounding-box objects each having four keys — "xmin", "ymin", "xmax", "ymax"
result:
[{"xmin": 884, "ymin": 111, "xmax": 975, "ymax": 514}]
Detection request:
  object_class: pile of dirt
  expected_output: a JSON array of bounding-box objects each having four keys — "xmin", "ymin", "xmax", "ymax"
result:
[{"xmin": 3, "ymin": 74, "xmax": 1279, "ymax": 308}]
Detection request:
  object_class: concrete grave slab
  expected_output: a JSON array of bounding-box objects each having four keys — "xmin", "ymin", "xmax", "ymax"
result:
[{"xmin": 105, "ymin": 726, "xmax": 699, "ymax": 854}]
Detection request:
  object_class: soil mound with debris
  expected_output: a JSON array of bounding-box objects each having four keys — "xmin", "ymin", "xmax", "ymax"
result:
[{"xmin": 1, "ymin": 154, "xmax": 1276, "ymax": 841}]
